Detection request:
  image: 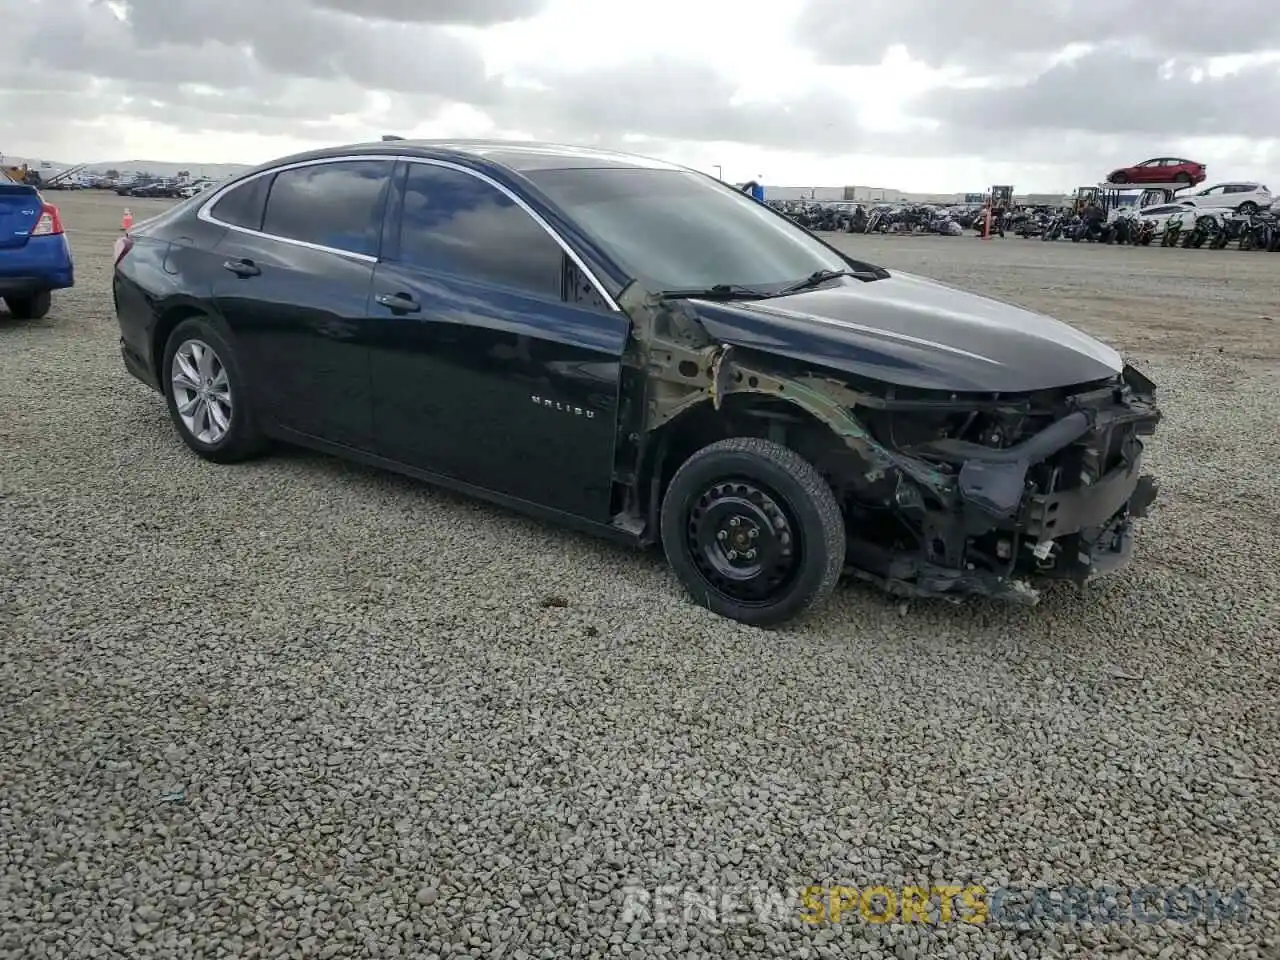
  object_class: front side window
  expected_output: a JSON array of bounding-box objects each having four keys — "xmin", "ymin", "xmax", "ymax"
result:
[
  {"xmin": 261, "ymin": 159, "xmax": 392, "ymax": 257},
  {"xmin": 391, "ymin": 163, "xmax": 563, "ymax": 299},
  {"xmin": 525, "ymin": 167, "xmax": 855, "ymax": 293}
]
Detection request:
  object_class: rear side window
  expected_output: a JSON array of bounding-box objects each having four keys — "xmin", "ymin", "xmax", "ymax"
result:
[
  {"xmin": 209, "ymin": 174, "xmax": 272, "ymax": 231},
  {"xmin": 261, "ymin": 160, "xmax": 393, "ymax": 257},
  {"xmin": 391, "ymin": 163, "xmax": 563, "ymax": 299}
]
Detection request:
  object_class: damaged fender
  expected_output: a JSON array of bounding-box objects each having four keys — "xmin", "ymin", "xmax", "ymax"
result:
[{"xmin": 618, "ymin": 283, "xmax": 952, "ymax": 495}]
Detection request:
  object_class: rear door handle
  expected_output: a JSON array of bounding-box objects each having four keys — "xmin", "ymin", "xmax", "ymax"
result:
[
  {"xmin": 375, "ymin": 292, "xmax": 421, "ymax": 313},
  {"xmin": 222, "ymin": 258, "xmax": 260, "ymax": 278}
]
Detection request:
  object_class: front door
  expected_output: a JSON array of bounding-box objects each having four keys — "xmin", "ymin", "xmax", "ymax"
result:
[
  {"xmin": 367, "ymin": 160, "xmax": 630, "ymax": 522},
  {"xmin": 208, "ymin": 158, "xmax": 393, "ymax": 450}
]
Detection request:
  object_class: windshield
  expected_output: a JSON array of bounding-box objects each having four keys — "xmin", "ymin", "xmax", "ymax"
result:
[{"xmin": 525, "ymin": 167, "xmax": 864, "ymax": 292}]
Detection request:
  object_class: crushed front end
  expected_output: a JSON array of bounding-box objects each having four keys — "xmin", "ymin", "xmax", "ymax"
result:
[
  {"xmin": 612, "ymin": 287, "xmax": 1161, "ymax": 607},
  {"xmin": 836, "ymin": 364, "xmax": 1162, "ymax": 604}
]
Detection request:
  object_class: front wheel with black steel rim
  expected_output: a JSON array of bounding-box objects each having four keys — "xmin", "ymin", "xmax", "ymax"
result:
[
  {"xmin": 162, "ymin": 317, "xmax": 265, "ymax": 463},
  {"xmin": 660, "ymin": 437, "xmax": 845, "ymax": 627}
]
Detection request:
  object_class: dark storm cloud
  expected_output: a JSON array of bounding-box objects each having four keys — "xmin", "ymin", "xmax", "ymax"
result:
[
  {"xmin": 118, "ymin": 0, "xmax": 493, "ymax": 98},
  {"xmin": 911, "ymin": 46, "xmax": 1280, "ymax": 139},
  {"xmin": 5, "ymin": 0, "xmax": 498, "ymax": 130},
  {"xmin": 19, "ymin": 3, "xmax": 268, "ymax": 89},
  {"xmin": 796, "ymin": 0, "xmax": 1280, "ymax": 69},
  {"xmin": 484, "ymin": 57, "xmax": 867, "ymax": 153}
]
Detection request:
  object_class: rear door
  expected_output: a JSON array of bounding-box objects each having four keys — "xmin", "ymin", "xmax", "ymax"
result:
[
  {"xmin": 366, "ymin": 159, "xmax": 630, "ymax": 521},
  {"xmin": 207, "ymin": 158, "xmax": 393, "ymax": 450},
  {"xmin": 0, "ymin": 183, "xmax": 41, "ymax": 251}
]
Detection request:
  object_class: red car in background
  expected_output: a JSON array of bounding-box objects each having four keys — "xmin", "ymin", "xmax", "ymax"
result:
[{"xmin": 1107, "ymin": 158, "xmax": 1206, "ymax": 185}]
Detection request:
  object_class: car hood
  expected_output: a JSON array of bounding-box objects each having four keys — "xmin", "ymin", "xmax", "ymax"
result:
[{"xmin": 687, "ymin": 271, "xmax": 1123, "ymax": 393}]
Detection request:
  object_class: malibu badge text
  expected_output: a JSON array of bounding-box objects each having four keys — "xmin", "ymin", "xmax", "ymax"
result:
[{"xmin": 531, "ymin": 395, "xmax": 595, "ymax": 419}]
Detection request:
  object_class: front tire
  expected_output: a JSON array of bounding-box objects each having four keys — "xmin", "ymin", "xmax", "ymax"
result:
[
  {"xmin": 659, "ymin": 438, "xmax": 845, "ymax": 627},
  {"xmin": 4, "ymin": 291, "xmax": 51, "ymax": 320},
  {"xmin": 162, "ymin": 317, "xmax": 266, "ymax": 463}
]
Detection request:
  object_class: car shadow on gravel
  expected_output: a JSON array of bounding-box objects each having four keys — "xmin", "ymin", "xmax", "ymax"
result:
[
  {"xmin": 0, "ymin": 308, "xmax": 58, "ymax": 329},
  {"xmin": 266, "ymin": 442, "xmax": 662, "ymax": 558}
]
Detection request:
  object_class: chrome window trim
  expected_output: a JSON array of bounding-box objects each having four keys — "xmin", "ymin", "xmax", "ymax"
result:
[{"xmin": 197, "ymin": 153, "xmax": 621, "ymax": 312}]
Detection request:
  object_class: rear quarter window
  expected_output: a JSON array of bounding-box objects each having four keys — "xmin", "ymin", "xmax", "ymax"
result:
[{"xmin": 208, "ymin": 174, "xmax": 273, "ymax": 231}]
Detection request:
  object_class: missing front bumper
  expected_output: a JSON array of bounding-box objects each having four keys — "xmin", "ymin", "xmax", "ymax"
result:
[{"xmin": 845, "ymin": 402, "xmax": 1161, "ymax": 604}]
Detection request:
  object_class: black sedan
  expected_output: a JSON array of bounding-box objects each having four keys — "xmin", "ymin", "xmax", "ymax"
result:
[{"xmin": 112, "ymin": 140, "xmax": 1161, "ymax": 626}]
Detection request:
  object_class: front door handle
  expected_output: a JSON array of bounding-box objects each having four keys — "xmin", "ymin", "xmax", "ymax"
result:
[
  {"xmin": 375, "ymin": 292, "xmax": 421, "ymax": 313},
  {"xmin": 222, "ymin": 258, "xmax": 260, "ymax": 278}
]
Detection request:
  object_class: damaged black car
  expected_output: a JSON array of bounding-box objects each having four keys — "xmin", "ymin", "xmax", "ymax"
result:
[{"xmin": 111, "ymin": 140, "xmax": 1161, "ymax": 626}]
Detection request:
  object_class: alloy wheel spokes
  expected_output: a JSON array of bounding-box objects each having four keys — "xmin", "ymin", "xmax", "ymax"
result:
[{"xmin": 171, "ymin": 339, "xmax": 233, "ymax": 445}]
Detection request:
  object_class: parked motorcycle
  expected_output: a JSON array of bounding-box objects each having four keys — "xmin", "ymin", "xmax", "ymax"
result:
[
  {"xmin": 1181, "ymin": 212, "xmax": 1227, "ymax": 249},
  {"xmin": 1072, "ymin": 218, "xmax": 1112, "ymax": 243},
  {"xmin": 1238, "ymin": 213, "xmax": 1277, "ymax": 251},
  {"xmin": 1040, "ymin": 214, "xmax": 1065, "ymax": 241},
  {"xmin": 1161, "ymin": 212, "xmax": 1187, "ymax": 247},
  {"xmin": 1109, "ymin": 211, "xmax": 1139, "ymax": 245}
]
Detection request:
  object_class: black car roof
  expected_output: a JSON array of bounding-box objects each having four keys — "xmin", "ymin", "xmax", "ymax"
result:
[{"xmin": 248, "ymin": 139, "xmax": 687, "ymax": 176}]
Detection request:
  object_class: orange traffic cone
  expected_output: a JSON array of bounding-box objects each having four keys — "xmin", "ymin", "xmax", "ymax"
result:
[{"xmin": 121, "ymin": 208, "xmax": 133, "ymax": 231}]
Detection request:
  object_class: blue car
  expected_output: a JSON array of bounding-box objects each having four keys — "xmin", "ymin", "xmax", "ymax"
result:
[{"xmin": 0, "ymin": 179, "xmax": 74, "ymax": 319}]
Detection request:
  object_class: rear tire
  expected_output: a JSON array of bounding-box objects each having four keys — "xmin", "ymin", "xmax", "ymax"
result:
[
  {"xmin": 4, "ymin": 291, "xmax": 52, "ymax": 320},
  {"xmin": 162, "ymin": 317, "xmax": 266, "ymax": 464},
  {"xmin": 1237, "ymin": 202, "xmax": 1258, "ymax": 215},
  {"xmin": 659, "ymin": 437, "xmax": 845, "ymax": 627},
  {"xmin": 1175, "ymin": 172, "xmax": 1191, "ymax": 184}
]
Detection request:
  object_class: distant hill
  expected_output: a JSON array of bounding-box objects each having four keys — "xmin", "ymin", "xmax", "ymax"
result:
[
  {"xmin": 1, "ymin": 154, "xmax": 253, "ymax": 180},
  {"xmin": 92, "ymin": 160, "xmax": 254, "ymax": 180}
]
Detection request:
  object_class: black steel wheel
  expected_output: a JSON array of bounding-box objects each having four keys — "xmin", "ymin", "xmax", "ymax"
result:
[{"xmin": 660, "ymin": 437, "xmax": 844, "ymax": 627}]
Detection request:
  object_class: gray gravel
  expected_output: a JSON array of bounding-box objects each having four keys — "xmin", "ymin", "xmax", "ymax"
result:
[{"xmin": 2, "ymin": 192, "xmax": 1278, "ymax": 959}]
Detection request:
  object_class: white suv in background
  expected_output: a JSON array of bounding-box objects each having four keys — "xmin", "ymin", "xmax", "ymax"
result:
[{"xmin": 1178, "ymin": 182, "xmax": 1272, "ymax": 214}]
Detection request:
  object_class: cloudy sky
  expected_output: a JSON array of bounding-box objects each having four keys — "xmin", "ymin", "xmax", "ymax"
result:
[{"xmin": 3, "ymin": 0, "xmax": 1278, "ymax": 191}]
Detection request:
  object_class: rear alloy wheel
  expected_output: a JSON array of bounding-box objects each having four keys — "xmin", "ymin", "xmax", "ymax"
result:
[
  {"xmin": 163, "ymin": 317, "xmax": 265, "ymax": 463},
  {"xmin": 1237, "ymin": 202, "xmax": 1258, "ymax": 215},
  {"xmin": 1175, "ymin": 172, "xmax": 1192, "ymax": 184},
  {"xmin": 4, "ymin": 291, "xmax": 51, "ymax": 320},
  {"xmin": 660, "ymin": 437, "xmax": 845, "ymax": 627}
]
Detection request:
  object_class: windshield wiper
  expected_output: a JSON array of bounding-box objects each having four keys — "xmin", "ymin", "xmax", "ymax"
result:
[
  {"xmin": 658, "ymin": 284, "xmax": 769, "ymax": 301},
  {"xmin": 777, "ymin": 266, "xmax": 886, "ymax": 296}
]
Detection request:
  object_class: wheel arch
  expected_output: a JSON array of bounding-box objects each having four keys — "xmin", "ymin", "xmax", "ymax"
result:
[
  {"xmin": 150, "ymin": 302, "xmax": 225, "ymax": 383},
  {"xmin": 637, "ymin": 389, "xmax": 873, "ymax": 546}
]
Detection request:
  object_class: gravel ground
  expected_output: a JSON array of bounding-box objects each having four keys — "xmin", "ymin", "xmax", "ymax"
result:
[{"xmin": 1, "ymin": 191, "xmax": 1277, "ymax": 959}]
